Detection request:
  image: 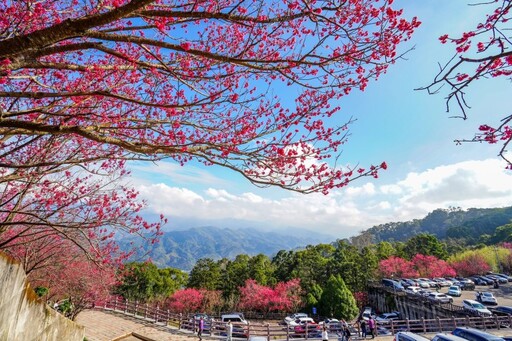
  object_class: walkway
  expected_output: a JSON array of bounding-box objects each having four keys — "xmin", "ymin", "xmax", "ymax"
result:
[{"xmin": 76, "ymin": 309, "xmax": 196, "ymax": 341}]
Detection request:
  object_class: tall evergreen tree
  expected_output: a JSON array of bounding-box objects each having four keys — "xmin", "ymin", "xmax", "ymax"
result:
[{"xmin": 319, "ymin": 275, "xmax": 358, "ymax": 320}]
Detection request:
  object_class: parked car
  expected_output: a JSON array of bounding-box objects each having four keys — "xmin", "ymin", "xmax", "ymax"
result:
[
  {"xmin": 284, "ymin": 313, "xmax": 308, "ymax": 324},
  {"xmin": 489, "ymin": 273, "xmax": 512, "ymax": 282},
  {"xmin": 405, "ymin": 286, "xmax": 422, "ymax": 295},
  {"xmin": 490, "ymin": 306, "xmax": 512, "ymax": 316},
  {"xmin": 462, "ymin": 299, "xmax": 493, "ymax": 316},
  {"xmin": 221, "ymin": 313, "xmax": 248, "ymax": 324},
  {"xmin": 361, "ymin": 306, "xmax": 376, "ymax": 321},
  {"xmin": 452, "ymin": 327, "xmax": 505, "ymax": 341},
  {"xmin": 288, "ymin": 317, "xmax": 316, "ymax": 328},
  {"xmin": 319, "ymin": 318, "xmax": 344, "ymax": 332},
  {"xmin": 489, "ymin": 275, "xmax": 507, "ymax": 283},
  {"xmin": 448, "ymin": 285, "xmax": 462, "ymax": 297},
  {"xmin": 293, "ymin": 320, "xmax": 320, "ymax": 334},
  {"xmin": 416, "ymin": 279, "xmax": 431, "ymax": 288},
  {"xmin": 478, "ymin": 276, "xmax": 495, "ymax": 285},
  {"xmin": 375, "ymin": 312, "xmax": 400, "ymax": 323},
  {"xmin": 394, "ymin": 331, "xmax": 430, "ymax": 341},
  {"xmin": 427, "ymin": 292, "xmax": 454, "ymax": 304},
  {"xmin": 456, "ymin": 279, "xmax": 475, "ymax": 291},
  {"xmin": 382, "ymin": 278, "xmax": 405, "ymax": 291},
  {"xmin": 476, "ymin": 292, "xmax": 498, "ymax": 305},
  {"xmin": 468, "ymin": 276, "xmax": 486, "ymax": 286},
  {"xmin": 432, "ymin": 333, "xmax": 469, "ymax": 341}
]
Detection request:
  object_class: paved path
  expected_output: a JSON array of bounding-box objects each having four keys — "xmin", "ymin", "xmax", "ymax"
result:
[{"xmin": 76, "ymin": 309, "xmax": 197, "ymax": 341}]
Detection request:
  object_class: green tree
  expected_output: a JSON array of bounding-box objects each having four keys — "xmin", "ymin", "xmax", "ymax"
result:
[
  {"xmin": 374, "ymin": 241, "xmax": 396, "ymax": 260},
  {"xmin": 491, "ymin": 224, "xmax": 512, "ymax": 244},
  {"xmin": 403, "ymin": 233, "xmax": 448, "ymax": 260},
  {"xmin": 272, "ymin": 250, "xmax": 296, "ymax": 282},
  {"xmin": 305, "ymin": 283, "xmax": 323, "ymax": 314},
  {"xmin": 115, "ymin": 262, "xmax": 186, "ymax": 302},
  {"xmin": 248, "ymin": 254, "xmax": 275, "ymax": 286},
  {"xmin": 290, "ymin": 244, "xmax": 334, "ymax": 294},
  {"xmin": 221, "ymin": 255, "xmax": 250, "ymax": 296},
  {"xmin": 319, "ymin": 275, "xmax": 358, "ymax": 320},
  {"xmin": 328, "ymin": 240, "xmax": 363, "ymax": 292},
  {"xmin": 187, "ymin": 258, "xmax": 222, "ymax": 290}
]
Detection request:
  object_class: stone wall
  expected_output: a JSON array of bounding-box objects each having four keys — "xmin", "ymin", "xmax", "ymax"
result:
[{"xmin": 0, "ymin": 252, "xmax": 84, "ymax": 341}]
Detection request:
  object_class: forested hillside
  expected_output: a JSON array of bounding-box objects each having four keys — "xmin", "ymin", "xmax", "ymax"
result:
[
  {"xmin": 124, "ymin": 226, "xmax": 332, "ymax": 271},
  {"xmin": 351, "ymin": 206, "xmax": 512, "ymax": 245}
]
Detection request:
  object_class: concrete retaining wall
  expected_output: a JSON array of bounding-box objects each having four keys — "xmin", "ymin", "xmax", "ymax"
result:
[{"xmin": 0, "ymin": 252, "xmax": 84, "ymax": 341}]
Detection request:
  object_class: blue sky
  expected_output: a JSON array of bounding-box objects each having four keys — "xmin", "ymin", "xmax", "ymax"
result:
[{"xmin": 129, "ymin": 1, "xmax": 512, "ymax": 239}]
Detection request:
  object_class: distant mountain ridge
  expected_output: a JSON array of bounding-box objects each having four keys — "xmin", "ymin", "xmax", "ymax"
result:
[
  {"xmin": 125, "ymin": 226, "xmax": 332, "ymax": 271},
  {"xmin": 351, "ymin": 206, "xmax": 512, "ymax": 244}
]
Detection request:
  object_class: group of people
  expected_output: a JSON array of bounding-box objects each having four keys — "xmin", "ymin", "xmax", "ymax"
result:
[
  {"xmin": 196, "ymin": 317, "xmax": 233, "ymax": 341},
  {"xmin": 196, "ymin": 315, "xmax": 378, "ymax": 341},
  {"xmin": 359, "ymin": 316, "xmax": 377, "ymax": 339}
]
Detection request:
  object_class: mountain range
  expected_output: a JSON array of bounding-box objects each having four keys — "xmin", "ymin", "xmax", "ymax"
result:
[
  {"xmin": 125, "ymin": 206, "xmax": 512, "ymax": 271},
  {"xmin": 124, "ymin": 226, "xmax": 333, "ymax": 271}
]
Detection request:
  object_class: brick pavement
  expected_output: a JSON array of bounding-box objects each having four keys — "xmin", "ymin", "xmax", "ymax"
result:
[{"xmin": 76, "ymin": 309, "xmax": 198, "ymax": 341}]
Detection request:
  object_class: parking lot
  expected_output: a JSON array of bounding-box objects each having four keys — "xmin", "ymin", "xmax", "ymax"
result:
[{"xmin": 441, "ymin": 282, "xmax": 512, "ymax": 307}]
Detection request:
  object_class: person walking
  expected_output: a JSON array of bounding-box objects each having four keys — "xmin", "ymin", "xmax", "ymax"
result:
[
  {"xmin": 322, "ymin": 325, "xmax": 329, "ymax": 341},
  {"xmin": 343, "ymin": 324, "xmax": 351, "ymax": 341},
  {"xmin": 198, "ymin": 316, "xmax": 204, "ymax": 341},
  {"xmin": 368, "ymin": 317, "xmax": 376, "ymax": 339},
  {"xmin": 360, "ymin": 319, "xmax": 367, "ymax": 339},
  {"xmin": 226, "ymin": 320, "xmax": 233, "ymax": 341}
]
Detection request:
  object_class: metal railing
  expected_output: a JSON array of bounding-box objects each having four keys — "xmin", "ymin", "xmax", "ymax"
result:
[{"xmin": 96, "ymin": 298, "xmax": 512, "ymax": 340}]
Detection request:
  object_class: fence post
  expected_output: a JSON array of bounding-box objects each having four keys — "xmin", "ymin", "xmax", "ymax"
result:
[
  {"xmin": 247, "ymin": 321, "xmax": 251, "ymax": 339},
  {"xmin": 481, "ymin": 316, "xmax": 486, "ymax": 330},
  {"xmin": 452, "ymin": 317, "xmax": 457, "ymax": 330},
  {"xmin": 286, "ymin": 323, "xmax": 290, "ymax": 341},
  {"xmin": 406, "ymin": 318, "xmax": 410, "ymax": 332},
  {"xmin": 155, "ymin": 305, "xmax": 159, "ymax": 323},
  {"xmin": 465, "ymin": 315, "xmax": 470, "ymax": 328},
  {"xmin": 436, "ymin": 317, "xmax": 441, "ymax": 333},
  {"xmin": 124, "ymin": 300, "xmax": 128, "ymax": 314},
  {"xmin": 391, "ymin": 321, "xmax": 395, "ymax": 335},
  {"xmin": 305, "ymin": 322, "xmax": 308, "ymax": 340},
  {"xmin": 114, "ymin": 297, "xmax": 118, "ymax": 311},
  {"xmin": 267, "ymin": 323, "xmax": 270, "ymax": 341},
  {"xmin": 421, "ymin": 317, "xmax": 426, "ymax": 333},
  {"xmin": 495, "ymin": 315, "xmax": 499, "ymax": 330}
]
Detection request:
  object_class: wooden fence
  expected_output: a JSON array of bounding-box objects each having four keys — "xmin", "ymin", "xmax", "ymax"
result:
[{"xmin": 97, "ymin": 298, "xmax": 512, "ymax": 340}]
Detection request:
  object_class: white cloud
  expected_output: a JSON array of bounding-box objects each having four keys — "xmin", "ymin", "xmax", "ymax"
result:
[{"xmin": 133, "ymin": 158, "xmax": 512, "ymax": 239}]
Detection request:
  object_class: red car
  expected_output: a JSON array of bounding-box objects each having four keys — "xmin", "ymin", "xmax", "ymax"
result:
[{"xmin": 294, "ymin": 322, "xmax": 320, "ymax": 334}]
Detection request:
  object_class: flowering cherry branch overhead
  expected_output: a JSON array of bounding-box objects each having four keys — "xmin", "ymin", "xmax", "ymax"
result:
[
  {"xmin": 0, "ymin": 0, "xmax": 419, "ymax": 194},
  {"xmin": 420, "ymin": 0, "xmax": 512, "ymax": 167}
]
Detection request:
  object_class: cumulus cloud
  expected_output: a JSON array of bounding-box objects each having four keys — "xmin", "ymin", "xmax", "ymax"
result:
[{"xmin": 133, "ymin": 158, "xmax": 512, "ymax": 238}]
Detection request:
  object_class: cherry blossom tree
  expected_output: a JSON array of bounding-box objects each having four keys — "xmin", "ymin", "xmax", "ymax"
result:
[
  {"xmin": 379, "ymin": 256, "xmax": 418, "ymax": 278},
  {"xmin": 422, "ymin": 0, "xmax": 512, "ymax": 166},
  {"xmin": 450, "ymin": 253, "xmax": 491, "ymax": 277},
  {"xmin": 238, "ymin": 278, "xmax": 303, "ymax": 314},
  {"xmin": 0, "ymin": 0, "xmax": 420, "ymax": 195},
  {"xmin": 411, "ymin": 254, "xmax": 456, "ymax": 278},
  {"xmin": 25, "ymin": 242, "xmax": 117, "ymax": 320},
  {"xmin": 166, "ymin": 288, "xmax": 204, "ymax": 313}
]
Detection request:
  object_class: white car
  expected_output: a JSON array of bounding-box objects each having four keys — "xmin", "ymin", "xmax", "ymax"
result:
[
  {"xmin": 284, "ymin": 313, "xmax": 308, "ymax": 324},
  {"xmin": 447, "ymin": 285, "xmax": 461, "ymax": 297},
  {"xmin": 405, "ymin": 286, "xmax": 422, "ymax": 295},
  {"xmin": 287, "ymin": 317, "xmax": 316, "ymax": 328},
  {"xmin": 427, "ymin": 292, "xmax": 453, "ymax": 304},
  {"xmin": 476, "ymin": 291, "xmax": 497, "ymax": 305},
  {"xmin": 375, "ymin": 312, "xmax": 400, "ymax": 323},
  {"xmin": 462, "ymin": 299, "xmax": 492, "ymax": 316}
]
